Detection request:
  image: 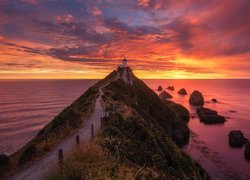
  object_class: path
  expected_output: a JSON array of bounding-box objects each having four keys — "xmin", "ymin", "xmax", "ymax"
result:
[{"xmin": 9, "ymin": 86, "xmax": 106, "ymax": 180}]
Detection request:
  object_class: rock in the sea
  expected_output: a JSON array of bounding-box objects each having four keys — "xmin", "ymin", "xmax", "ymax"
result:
[
  {"xmin": 228, "ymin": 130, "xmax": 248, "ymax": 148},
  {"xmin": 178, "ymin": 88, "xmax": 187, "ymax": 95},
  {"xmin": 159, "ymin": 91, "xmax": 173, "ymax": 99},
  {"xmin": 0, "ymin": 154, "xmax": 10, "ymax": 174},
  {"xmin": 196, "ymin": 107, "xmax": 226, "ymax": 124},
  {"xmin": 157, "ymin": 85, "xmax": 163, "ymax": 91},
  {"xmin": 167, "ymin": 86, "xmax": 174, "ymax": 91},
  {"xmin": 189, "ymin": 90, "xmax": 204, "ymax": 106},
  {"xmin": 245, "ymin": 142, "xmax": 250, "ymax": 160},
  {"xmin": 211, "ymin": 98, "xmax": 218, "ymax": 102}
]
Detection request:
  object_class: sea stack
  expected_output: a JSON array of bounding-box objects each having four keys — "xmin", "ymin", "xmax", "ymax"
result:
[
  {"xmin": 189, "ymin": 90, "xmax": 204, "ymax": 106},
  {"xmin": 167, "ymin": 86, "xmax": 174, "ymax": 91},
  {"xmin": 159, "ymin": 91, "xmax": 173, "ymax": 100},
  {"xmin": 228, "ymin": 130, "xmax": 248, "ymax": 147},
  {"xmin": 157, "ymin": 86, "xmax": 163, "ymax": 91},
  {"xmin": 245, "ymin": 142, "xmax": 250, "ymax": 160},
  {"xmin": 178, "ymin": 88, "xmax": 187, "ymax": 95},
  {"xmin": 196, "ymin": 107, "xmax": 226, "ymax": 124}
]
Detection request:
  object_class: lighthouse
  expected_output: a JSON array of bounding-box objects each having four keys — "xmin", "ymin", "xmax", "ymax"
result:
[{"xmin": 119, "ymin": 58, "xmax": 128, "ymax": 68}]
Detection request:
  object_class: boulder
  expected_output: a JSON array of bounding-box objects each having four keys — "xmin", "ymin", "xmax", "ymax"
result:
[
  {"xmin": 189, "ymin": 90, "xmax": 204, "ymax": 106},
  {"xmin": 157, "ymin": 86, "xmax": 163, "ymax": 91},
  {"xmin": 178, "ymin": 88, "xmax": 187, "ymax": 95},
  {"xmin": 228, "ymin": 130, "xmax": 248, "ymax": 148},
  {"xmin": 167, "ymin": 86, "xmax": 174, "ymax": 91},
  {"xmin": 196, "ymin": 107, "xmax": 226, "ymax": 124},
  {"xmin": 211, "ymin": 98, "xmax": 218, "ymax": 102},
  {"xmin": 0, "ymin": 154, "xmax": 10, "ymax": 174},
  {"xmin": 159, "ymin": 91, "xmax": 173, "ymax": 100},
  {"xmin": 245, "ymin": 142, "xmax": 250, "ymax": 160}
]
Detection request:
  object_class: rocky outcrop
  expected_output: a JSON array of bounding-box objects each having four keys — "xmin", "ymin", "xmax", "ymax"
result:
[
  {"xmin": 196, "ymin": 107, "xmax": 226, "ymax": 124},
  {"xmin": 245, "ymin": 142, "xmax": 250, "ymax": 160},
  {"xmin": 189, "ymin": 90, "xmax": 204, "ymax": 106},
  {"xmin": 167, "ymin": 86, "xmax": 174, "ymax": 91},
  {"xmin": 178, "ymin": 88, "xmax": 187, "ymax": 95},
  {"xmin": 164, "ymin": 100, "xmax": 190, "ymax": 122},
  {"xmin": 0, "ymin": 154, "xmax": 10, "ymax": 175},
  {"xmin": 159, "ymin": 91, "xmax": 173, "ymax": 99},
  {"xmin": 211, "ymin": 98, "xmax": 218, "ymax": 102},
  {"xmin": 228, "ymin": 130, "xmax": 248, "ymax": 148},
  {"xmin": 157, "ymin": 85, "xmax": 163, "ymax": 91}
]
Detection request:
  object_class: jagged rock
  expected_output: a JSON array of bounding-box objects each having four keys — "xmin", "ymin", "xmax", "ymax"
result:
[
  {"xmin": 167, "ymin": 86, "xmax": 174, "ymax": 91},
  {"xmin": 178, "ymin": 88, "xmax": 187, "ymax": 95},
  {"xmin": 159, "ymin": 91, "xmax": 173, "ymax": 99},
  {"xmin": 211, "ymin": 98, "xmax": 218, "ymax": 102},
  {"xmin": 189, "ymin": 90, "xmax": 204, "ymax": 106},
  {"xmin": 245, "ymin": 142, "xmax": 250, "ymax": 160},
  {"xmin": 0, "ymin": 154, "xmax": 10, "ymax": 174},
  {"xmin": 196, "ymin": 107, "xmax": 226, "ymax": 124},
  {"xmin": 228, "ymin": 130, "xmax": 248, "ymax": 148},
  {"xmin": 157, "ymin": 86, "xmax": 163, "ymax": 91}
]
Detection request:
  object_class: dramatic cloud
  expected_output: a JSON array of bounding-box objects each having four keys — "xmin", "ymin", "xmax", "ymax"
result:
[{"xmin": 0, "ymin": 0, "xmax": 250, "ymax": 79}]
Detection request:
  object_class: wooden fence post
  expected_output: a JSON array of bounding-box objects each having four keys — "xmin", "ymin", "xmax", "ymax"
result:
[
  {"xmin": 58, "ymin": 149, "xmax": 63, "ymax": 166},
  {"xmin": 76, "ymin": 135, "xmax": 80, "ymax": 146},
  {"xmin": 91, "ymin": 124, "xmax": 94, "ymax": 139}
]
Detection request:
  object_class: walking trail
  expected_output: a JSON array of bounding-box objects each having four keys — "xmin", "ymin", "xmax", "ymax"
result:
[{"xmin": 10, "ymin": 86, "xmax": 106, "ymax": 180}]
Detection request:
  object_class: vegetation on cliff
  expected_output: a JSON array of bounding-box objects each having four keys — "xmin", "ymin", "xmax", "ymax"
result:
[{"xmin": 48, "ymin": 69, "xmax": 209, "ymax": 179}]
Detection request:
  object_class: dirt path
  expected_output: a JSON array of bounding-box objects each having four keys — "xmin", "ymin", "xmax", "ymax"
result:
[{"xmin": 9, "ymin": 86, "xmax": 106, "ymax": 180}]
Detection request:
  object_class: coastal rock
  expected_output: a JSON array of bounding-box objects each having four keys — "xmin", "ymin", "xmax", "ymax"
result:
[
  {"xmin": 157, "ymin": 86, "xmax": 163, "ymax": 91},
  {"xmin": 167, "ymin": 86, "xmax": 174, "ymax": 91},
  {"xmin": 0, "ymin": 154, "xmax": 10, "ymax": 174},
  {"xmin": 196, "ymin": 107, "xmax": 226, "ymax": 124},
  {"xmin": 178, "ymin": 88, "xmax": 187, "ymax": 95},
  {"xmin": 228, "ymin": 130, "xmax": 248, "ymax": 148},
  {"xmin": 164, "ymin": 100, "xmax": 190, "ymax": 122},
  {"xmin": 173, "ymin": 127, "xmax": 190, "ymax": 147},
  {"xmin": 211, "ymin": 98, "xmax": 218, "ymax": 102},
  {"xmin": 245, "ymin": 142, "xmax": 250, "ymax": 160},
  {"xmin": 189, "ymin": 90, "xmax": 204, "ymax": 106},
  {"xmin": 159, "ymin": 91, "xmax": 173, "ymax": 99}
]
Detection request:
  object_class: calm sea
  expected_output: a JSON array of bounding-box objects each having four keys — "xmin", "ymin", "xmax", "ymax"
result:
[{"xmin": 0, "ymin": 79, "xmax": 249, "ymax": 178}]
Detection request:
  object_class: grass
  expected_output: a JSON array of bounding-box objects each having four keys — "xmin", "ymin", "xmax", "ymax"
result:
[{"xmin": 46, "ymin": 141, "xmax": 140, "ymax": 180}]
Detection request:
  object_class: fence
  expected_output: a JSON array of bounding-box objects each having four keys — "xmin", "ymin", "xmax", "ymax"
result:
[{"xmin": 56, "ymin": 115, "xmax": 106, "ymax": 166}]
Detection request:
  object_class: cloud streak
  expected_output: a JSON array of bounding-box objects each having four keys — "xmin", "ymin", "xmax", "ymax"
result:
[{"xmin": 0, "ymin": 0, "xmax": 250, "ymax": 79}]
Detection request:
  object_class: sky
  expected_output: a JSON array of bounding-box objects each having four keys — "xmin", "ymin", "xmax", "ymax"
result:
[{"xmin": 0, "ymin": 0, "xmax": 250, "ymax": 79}]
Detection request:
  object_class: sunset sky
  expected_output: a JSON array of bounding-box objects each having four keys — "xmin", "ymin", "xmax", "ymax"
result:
[{"xmin": 0, "ymin": 0, "xmax": 250, "ymax": 79}]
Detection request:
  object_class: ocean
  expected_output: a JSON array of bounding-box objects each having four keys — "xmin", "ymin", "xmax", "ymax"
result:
[{"xmin": 0, "ymin": 79, "xmax": 249, "ymax": 178}]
